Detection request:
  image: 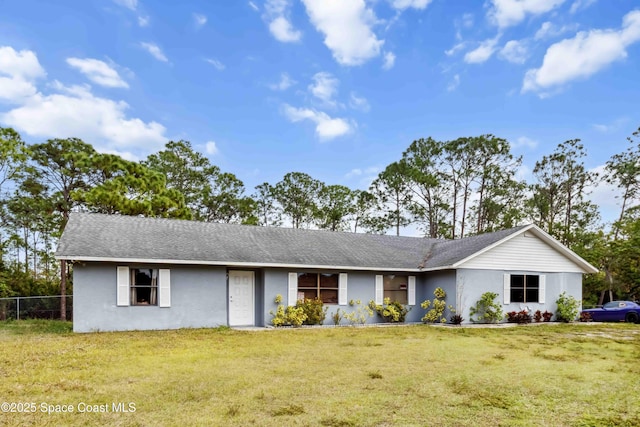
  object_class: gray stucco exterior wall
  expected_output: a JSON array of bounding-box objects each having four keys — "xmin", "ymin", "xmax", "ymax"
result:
[
  {"xmin": 422, "ymin": 270, "xmax": 457, "ymax": 322},
  {"xmin": 261, "ymin": 269, "xmax": 431, "ymax": 326},
  {"xmin": 456, "ymin": 269, "xmax": 583, "ymax": 323},
  {"xmin": 73, "ymin": 262, "xmax": 228, "ymax": 332},
  {"xmin": 72, "ymin": 263, "xmax": 584, "ymax": 331}
]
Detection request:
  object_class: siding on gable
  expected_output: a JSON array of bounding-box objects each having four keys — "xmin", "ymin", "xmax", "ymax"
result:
[{"xmin": 457, "ymin": 233, "xmax": 586, "ymax": 273}]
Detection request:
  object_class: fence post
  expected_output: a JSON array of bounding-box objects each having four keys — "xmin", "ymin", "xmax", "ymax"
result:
[{"xmin": 16, "ymin": 297, "xmax": 20, "ymax": 321}]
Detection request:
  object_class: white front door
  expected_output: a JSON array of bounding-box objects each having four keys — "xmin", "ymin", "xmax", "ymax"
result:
[{"xmin": 228, "ymin": 271, "xmax": 255, "ymax": 326}]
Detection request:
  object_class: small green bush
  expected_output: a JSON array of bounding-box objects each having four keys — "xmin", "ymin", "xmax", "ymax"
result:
[
  {"xmin": 344, "ymin": 300, "xmax": 373, "ymax": 325},
  {"xmin": 469, "ymin": 292, "xmax": 503, "ymax": 323},
  {"xmin": 421, "ymin": 287, "xmax": 449, "ymax": 323},
  {"xmin": 299, "ymin": 298, "xmax": 328, "ymax": 325},
  {"xmin": 269, "ymin": 294, "xmax": 308, "ymax": 327},
  {"xmin": 555, "ymin": 292, "xmax": 579, "ymax": 322},
  {"xmin": 369, "ymin": 298, "xmax": 410, "ymax": 323},
  {"xmin": 332, "ymin": 308, "xmax": 344, "ymax": 325}
]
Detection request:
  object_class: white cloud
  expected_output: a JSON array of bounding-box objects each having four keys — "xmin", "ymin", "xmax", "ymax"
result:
[
  {"xmin": 390, "ymin": 0, "xmax": 432, "ymax": 10},
  {"xmin": 205, "ymin": 141, "xmax": 218, "ymax": 155},
  {"xmin": 488, "ymin": 0, "xmax": 566, "ymax": 29},
  {"xmin": 570, "ymin": 0, "xmax": 597, "ymax": 14},
  {"xmin": 264, "ymin": 0, "xmax": 302, "ymax": 43},
  {"xmin": 445, "ymin": 42, "xmax": 466, "ymax": 56},
  {"xmin": 382, "ymin": 51, "xmax": 396, "ymax": 70},
  {"xmin": 0, "ymin": 47, "xmax": 167, "ymax": 154},
  {"xmin": 249, "ymin": 2, "xmax": 259, "ymax": 12},
  {"xmin": 462, "ymin": 13, "xmax": 474, "ymax": 28},
  {"xmin": 464, "ymin": 35, "xmax": 500, "ymax": 64},
  {"xmin": 138, "ymin": 15, "xmax": 150, "ymax": 27},
  {"xmin": 269, "ymin": 72, "xmax": 296, "ymax": 90},
  {"xmin": 205, "ymin": 58, "xmax": 225, "ymax": 71},
  {"xmin": 193, "ymin": 13, "xmax": 207, "ymax": 29},
  {"xmin": 523, "ymin": 10, "xmax": 640, "ymax": 95},
  {"xmin": 1, "ymin": 81, "xmax": 166, "ymax": 151},
  {"xmin": 349, "ymin": 92, "xmax": 370, "ymax": 112},
  {"xmin": 513, "ymin": 136, "xmax": 538, "ymax": 149},
  {"xmin": 308, "ymin": 72, "xmax": 339, "ymax": 105},
  {"xmin": 0, "ymin": 46, "xmax": 46, "ymax": 103},
  {"xmin": 0, "ymin": 76, "xmax": 39, "ymax": 104},
  {"xmin": 302, "ymin": 0, "xmax": 384, "ymax": 66},
  {"xmin": 447, "ymin": 74, "xmax": 460, "ymax": 91},
  {"xmin": 534, "ymin": 21, "xmax": 553, "ymax": 40},
  {"xmin": 66, "ymin": 58, "xmax": 129, "ymax": 88},
  {"xmin": 592, "ymin": 117, "xmax": 628, "ymax": 132},
  {"xmin": 0, "ymin": 46, "xmax": 46, "ymax": 80},
  {"xmin": 269, "ymin": 16, "xmax": 302, "ymax": 42},
  {"xmin": 346, "ymin": 168, "xmax": 363, "ymax": 178},
  {"xmin": 345, "ymin": 165, "xmax": 381, "ymax": 186},
  {"xmin": 282, "ymin": 104, "xmax": 352, "ymax": 140},
  {"xmin": 499, "ymin": 40, "xmax": 529, "ymax": 64},
  {"xmin": 140, "ymin": 42, "xmax": 168, "ymax": 62},
  {"xmin": 534, "ymin": 21, "xmax": 578, "ymax": 40},
  {"xmin": 113, "ymin": 0, "xmax": 137, "ymax": 11}
]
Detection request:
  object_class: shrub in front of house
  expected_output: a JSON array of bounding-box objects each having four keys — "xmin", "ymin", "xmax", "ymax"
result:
[
  {"xmin": 421, "ymin": 287, "xmax": 449, "ymax": 323},
  {"xmin": 534, "ymin": 310, "xmax": 543, "ymax": 322},
  {"xmin": 343, "ymin": 299, "xmax": 373, "ymax": 325},
  {"xmin": 555, "ymin": 292, "xmax": 580, "ymax": 322},
  {"xmin": 270, "ymin": 294, "xmax": 308, "ymax": 327},
  {"xmin": 579, "ymin": 311, "xmax": 592, "ymax": 322},
  {"xmin": 469, "ymin": 292, "xmax": 503, "ymax": 323},
  {"xmin": 449, "ymin": 313, "xmax": 464, "ymax": 325},
  {"xmin": 369, "ymin": 298, "xmax": 410, "ymax": 323},
  {"xmin": 505, "ymin": 310, "xmax": 532, "ymax": 324},
  {"xmin": 299, "ymin": 298, "xmax": 328, "ymax": 325}
]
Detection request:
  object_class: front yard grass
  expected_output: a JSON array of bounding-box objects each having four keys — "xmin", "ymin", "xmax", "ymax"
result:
[{"xmin": 0, "ymin": 321, "xmax": 638, "ymax": 426}]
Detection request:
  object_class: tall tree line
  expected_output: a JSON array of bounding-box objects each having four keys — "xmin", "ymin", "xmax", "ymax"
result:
[{"xmin": 1, "ymin": 126, "xmax": 639, "ymax": 310}]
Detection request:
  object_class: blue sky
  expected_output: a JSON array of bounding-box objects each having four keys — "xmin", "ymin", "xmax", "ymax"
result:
[{"xmin": 1, "ymin": 0, "xmax": 639, "ymax": 224}]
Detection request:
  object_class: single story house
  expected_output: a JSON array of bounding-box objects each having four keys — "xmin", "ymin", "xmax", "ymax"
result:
[{"xmin": 56, "ymin": 213, "xmax": 598, "ymax": 332}]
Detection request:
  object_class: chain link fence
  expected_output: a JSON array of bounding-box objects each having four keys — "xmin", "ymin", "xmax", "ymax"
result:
[{"xmin": 0, "ymin": 296, "xmax": 72, "ymax": 321}]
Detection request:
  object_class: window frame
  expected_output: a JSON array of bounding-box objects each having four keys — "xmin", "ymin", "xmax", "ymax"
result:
[
  {"xmin": 509, "ymin": 274, "xmax": 540, "ymax": 304},
  {"xmin": 116, "ymin": 266, "xmax": 171, "ymax": 307},
  {"xmin": 382, "ymin": 274, "xmax": 409, "ymax": 305},
  {"xmin": 130, "ymin": 268, "xmax": 159, "ymax": 306},
  {"xmin": 296, "ymin": 272, "xmax": 340, "ymax": 305}
]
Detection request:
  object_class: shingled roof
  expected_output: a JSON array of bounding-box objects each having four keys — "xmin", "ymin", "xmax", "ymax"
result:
[{"xmin": 55, "ymin": 213, "xmax": 535, "ymax": 271}]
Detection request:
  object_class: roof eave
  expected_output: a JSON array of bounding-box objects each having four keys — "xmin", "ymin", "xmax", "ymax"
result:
[{"xmin": 55, "ymin": 255, "xmax": 426, "ymax": 272}]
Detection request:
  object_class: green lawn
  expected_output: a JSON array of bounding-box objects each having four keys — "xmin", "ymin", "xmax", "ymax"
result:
[{"xmin": 0, "ymin": 321, "xmax": 638, "ymax": 426}]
